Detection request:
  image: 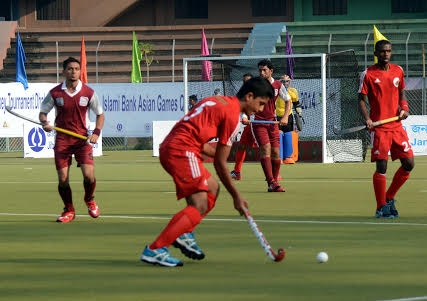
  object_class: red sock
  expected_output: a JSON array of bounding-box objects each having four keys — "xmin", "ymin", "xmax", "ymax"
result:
[
  {"xmin": 271, "ymin": 159, "xmax": 282, "ymax": 181},
  {"xmin": 373, "ymin": 172, "xmax": 387, "ymax": 209},
  {"xmin": 149, "ymin": 206, "xmax": 202, "ymax": 250},
  {"xmin": 260, "ymin": 157, "xmax": 274, "ymax": 183},
  {"xmin": 201, "ymin": 192, "xmax": 217, "ymax": 219},
  {"xmin": 386, "ymin": 167, "xmax": 410, "ymax": 200},
  {"xmin": 58, "ymin": 184, "xmax": 74, "ymax": 211},
  {"xmin": 234, "ymin": 149, "xmax": 246, "ymax": 173},
  {"xmin": 83, "ymin": 179, "xmax": 96, "ymax": 202}
]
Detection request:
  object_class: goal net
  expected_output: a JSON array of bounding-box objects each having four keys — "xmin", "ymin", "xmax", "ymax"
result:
[{"xmin": 183, "ymin": 50, "xmax": 366, "ymax": 163}]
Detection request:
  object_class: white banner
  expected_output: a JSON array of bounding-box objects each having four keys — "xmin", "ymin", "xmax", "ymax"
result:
[
  {"xmin": 402, "ymin": 115, "xmax": 427, "ymax": 156},
  {"xmin": 152, "ymin": 120, "xmax": 178, "ymax": 157},
  {"xmin": 23, "ymin": 122, "xmax": 102, "ymax": 158}
]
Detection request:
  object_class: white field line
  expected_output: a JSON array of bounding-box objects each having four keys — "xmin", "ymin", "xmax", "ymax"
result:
[
  {"xmin": 1, "ymin": 212, "xmax": 427, "ymax": 227},
  {"xmin": 376, "ymin": 296, "xmax": 427, "ymax": 301}
]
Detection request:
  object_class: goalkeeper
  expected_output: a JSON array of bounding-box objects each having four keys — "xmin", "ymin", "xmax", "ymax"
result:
[{"xmin": 276, "ymin": 75, "xmax": 303, "ymax": 164}]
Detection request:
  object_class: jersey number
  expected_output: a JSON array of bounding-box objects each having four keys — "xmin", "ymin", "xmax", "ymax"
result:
[{"xmin": 183, "ymin": 101, "xmax": 216, "ymax": 121}]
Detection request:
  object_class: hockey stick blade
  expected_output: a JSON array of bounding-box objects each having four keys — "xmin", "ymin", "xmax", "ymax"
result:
[
  {"xmin": 244, "ymin": 210, "xmax": 285, "ymax": 262},
  {"xmin": 333, "ymin": 116, "xmax": 399, "ymax": 135},
  {"xmin": 5, "ymin": 106, "xmax": 88, "ymax": 140}
]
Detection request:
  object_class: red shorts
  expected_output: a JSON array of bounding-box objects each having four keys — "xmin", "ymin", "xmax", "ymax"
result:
[
  {"xmin": 252, "ymin": 123, "xmax": 280, "ymax": 148},
  {"xmin": 54, "ymin": 140, "xmax": 94, "ymax": 170},
  {"xmin": 159, "ymin": 144, "xmax": 211, "ymax": 200},
  {"xmin": 239, "ymin": 125, "xmax": 257, "ymax": 147},
  {"xmin": 370, "ymin": 127, "xmax": 414, "ymax": 162}
]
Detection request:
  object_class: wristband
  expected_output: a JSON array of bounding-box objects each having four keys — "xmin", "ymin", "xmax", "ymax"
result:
[
  {"xmin": 400, "ymin": 100, "xmax": 409, "ymax": 112},
  {"xmin": 92, "ymin": 128, "xmax": 101, "ymax": 136}
]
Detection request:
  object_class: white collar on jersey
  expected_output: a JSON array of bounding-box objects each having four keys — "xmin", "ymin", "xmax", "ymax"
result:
[{"xmin": 61, "ymin": 80, "xmax": 82, "ymax": 94}]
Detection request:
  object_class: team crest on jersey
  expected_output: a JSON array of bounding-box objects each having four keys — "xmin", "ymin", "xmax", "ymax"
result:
[
  {"xmin": 393, "ymin": 77, "xmax": 400, "ymax": 87},
  {"xmin": 79, "ymin": 96, "xmax": 89, "ymax": 106},
  {"xmin": 55, "ymin": 97, "xmax": 64, "ymax": 106}
]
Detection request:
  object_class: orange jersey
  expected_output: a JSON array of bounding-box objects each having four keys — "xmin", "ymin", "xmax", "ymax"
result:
[{"xmin": 162, "ymin": 96, "xmax": 241, "ymax": 151}]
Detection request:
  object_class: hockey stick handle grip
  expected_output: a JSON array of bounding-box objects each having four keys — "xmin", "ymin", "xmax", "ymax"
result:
[
  {"xmin": 248, "ymin": 120, "xmax": 279, "ymax": 124},
  {"xmin": 371, "ymin": 116, "xmax": 399, "ymax": 127}
]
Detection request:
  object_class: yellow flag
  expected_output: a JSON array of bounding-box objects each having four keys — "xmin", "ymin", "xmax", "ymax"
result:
[{"xmin": 373, "ymin": 25, "xmax": 388, "ymax": 63}]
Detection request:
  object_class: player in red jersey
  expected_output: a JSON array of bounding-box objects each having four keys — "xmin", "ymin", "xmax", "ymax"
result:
[
  {"xmin": 140, "ymin": 76, "xmax": 273, "ymax": 267},
  {"xmin": 252, "ymin": 59, "xmax": 291, "ymax": 192},
  {"xmin": 359, "ymin": 40, "xmax": 414, "ymax": 218},
  {"xmin": 231, "ymin": 73, "xmax": 256, "ymax": 180},
  {"xmin": 39, "ymin": 57, "xmax": 105, "ymax": 223}
]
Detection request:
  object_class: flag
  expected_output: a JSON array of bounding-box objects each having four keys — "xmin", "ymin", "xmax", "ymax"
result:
[
  {"xmin": 131, "ymin": 31, "xmax": 142, "ymax": 83},
  {"xmin": 15, "ymin": 32, "xmax": 28, "ymax": 90},
  {"xmin": 80, "ymin": 36, "xmax": 88, "ymax": 83},
  {"xmin": 201, "ymin": 28, "xmax": 212, "ymax": 81},
  {"xmin": 285, "ymin": 30, "xmax": 294, "ymax": 79},
  {"xmin": 373, "ymin": 25, "xmax": 388, "ymax": 63}
]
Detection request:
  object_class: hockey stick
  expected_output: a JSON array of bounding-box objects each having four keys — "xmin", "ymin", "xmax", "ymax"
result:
[
  {"xmin": 333, "ymin": 116, "xmax": 399, "ymax": 135},
  {"xmin": 244, "ymin": 209, "xmax": 285, "ymax": 262},
  {"xmin": 249, "ymin": 120, "xmax": 279, "ymax": 124},
  {"xmin": 5, "ymin": 106, "xmax": 88, "ymax": 140}
]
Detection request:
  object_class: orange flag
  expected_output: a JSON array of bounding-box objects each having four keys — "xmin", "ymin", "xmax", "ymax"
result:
[{"xmin": 80, "ymin": 36, "xmax": 88, "ymax": 83}]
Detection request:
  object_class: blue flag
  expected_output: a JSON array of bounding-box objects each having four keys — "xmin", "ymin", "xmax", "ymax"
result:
[{"xmin": 16, "ymin": 32, "xmax": 28, "ymax": 89}]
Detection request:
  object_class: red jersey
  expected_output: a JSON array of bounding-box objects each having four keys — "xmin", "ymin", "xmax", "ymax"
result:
[
  {"xmin": 359, "ymin": 63, "xmax": 405, "ymax": 130},
  {"xmin": 162, "ymin": 96, "xmax": 241, "ymax": 151},
  {"xmin": 41, "ymin": 81, "xmax": 103, "ymax": 142},
  {"xmin": 255, "ymin": 79, "xmax": 282, "ymax": 121}
]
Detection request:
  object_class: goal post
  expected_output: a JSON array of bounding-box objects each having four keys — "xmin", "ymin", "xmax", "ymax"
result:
[{"xmin": 183, "ymin": 51, "xmax": 366, "ymax": 163}]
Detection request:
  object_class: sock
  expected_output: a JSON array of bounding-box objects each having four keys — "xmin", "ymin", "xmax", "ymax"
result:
[
  {"xmin": 234, "ymin": 148, "xmax": 246, "ymax": 173},
  {"xmin": 200, "ymin": 192, "xmax": 217, "ymax": 219},
  {"xmin": 373, "ymin": 172, "xmax": 387, "ymax": 210},
  {"xmin": 271, "ymin": 159, "xmax": 282, "ymax": 181},
  {"xmin": 83, "ymin": 179, "xmax": 96, "ymax": 202},
  {"xmin": 386, "ymin": 167, "xmax": 410, "ymax": 200},
  {"xmin": 261, "ymin": 157, "xmax": 274, "ymax": 183},
  {"xmin": 149, "ymin": 205, "xmax": 202, "ymax": 250},
  {"xmin": 58, "ymin": 184, "xmax": 74, "ymax": 211}
]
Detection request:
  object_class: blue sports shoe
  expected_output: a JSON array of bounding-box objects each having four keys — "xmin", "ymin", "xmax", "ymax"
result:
[
  {"xmin": 375, "ymin": 204, "xmax": 394, "ymax": 219},
  {"xmin": 140, "ymin": 246, "xmax": 183, "ymax": 267},
  {"xmin": 173, "ymin": 232, "xmax": 205, "ymax": 260},
  {"xmin": 387, "ymin": 198, "xmax": 399, "ymax": 217}
]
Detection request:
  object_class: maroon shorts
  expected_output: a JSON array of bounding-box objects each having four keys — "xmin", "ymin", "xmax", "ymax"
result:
[
  {"xmin": 370, "ymin": 127, "xmax": 414, "ymax": 161},
  {"xmin": 54, "ymin": 140, "xmax": 94, "ymax": 170},
  {"xmin": 252, "ymin": 123, "xmax": 280, "ymax": 148},
  {"xmin": 239, "ymin": 125, "xmax": 257, "ymax": 147},
  {"xmin": 159, "ymin": 144, "xmax": 211, "ymax": 200}
]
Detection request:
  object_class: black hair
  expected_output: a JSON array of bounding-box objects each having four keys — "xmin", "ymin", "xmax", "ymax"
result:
[
  {"xmin": 375, "ymin": 40, "xmax": 391, "ymax": 52},
  {"xmin": 189, "ymin": 94, "xmax": 198, "ymax": 101},
  {"xmin": 63, "ymin": 57, "xmax": 81, "ymax": 70},
  {"xmin": 236, "ymin": 76, "xmax": 274, "ymax": 99},
  {"xmin": 257, "ymin": 59, "xmax": 274, "ymax": 70},
  {"xmin": 243, "ymin": 73, "xmax": 253, "ymax": 78}
]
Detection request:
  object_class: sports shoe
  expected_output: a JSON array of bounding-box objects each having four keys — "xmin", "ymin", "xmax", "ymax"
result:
[
  {"xmin": 56, "ymin": 208, "xmax": 75, "ymax": 223},
  {"xmin": 387, "ymin": 198, "xmax": 399, "ymax": 217},
  {"xmin": 173, "ymin": 232, "xmax": 205, "ymax": 260},
  {"xmin": 86, "ymin": 199, "xmax": 100, "ymax": 218},
  {"xmin": 140, "ymin": 246, "xmax": 183, "ymax": 267},
  {"xmin": 283, "ymin": 158, "xmax": 295, "ymax": 164},
  {"xmin": 375, "ymin": 204, "xmax": 394, "ymax": 219},
  {"xmin": 267, "ymin": 181, "xmax": 285, "ymax": 192},
  {"xmin": 231, "ymin": 170, "xmax": 241, "ymax": 180}
]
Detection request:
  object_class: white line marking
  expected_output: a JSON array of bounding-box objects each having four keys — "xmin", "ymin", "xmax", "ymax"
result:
[
  {"xmin": 376, "ymin": 296, "xmax": 427, "ymax": 301},
  {"xmin": 0, "ymin": 212, "xmax": 427, "ymax": 226}
]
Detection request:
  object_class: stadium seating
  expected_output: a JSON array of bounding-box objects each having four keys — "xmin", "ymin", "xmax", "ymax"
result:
[
  {"xmin": 0, "ymin": 23, "xmax": 253, "ymax": 83},
  {"xmin": 277, "ymin": 19, "xmax": 427, "ymax": 77}
]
